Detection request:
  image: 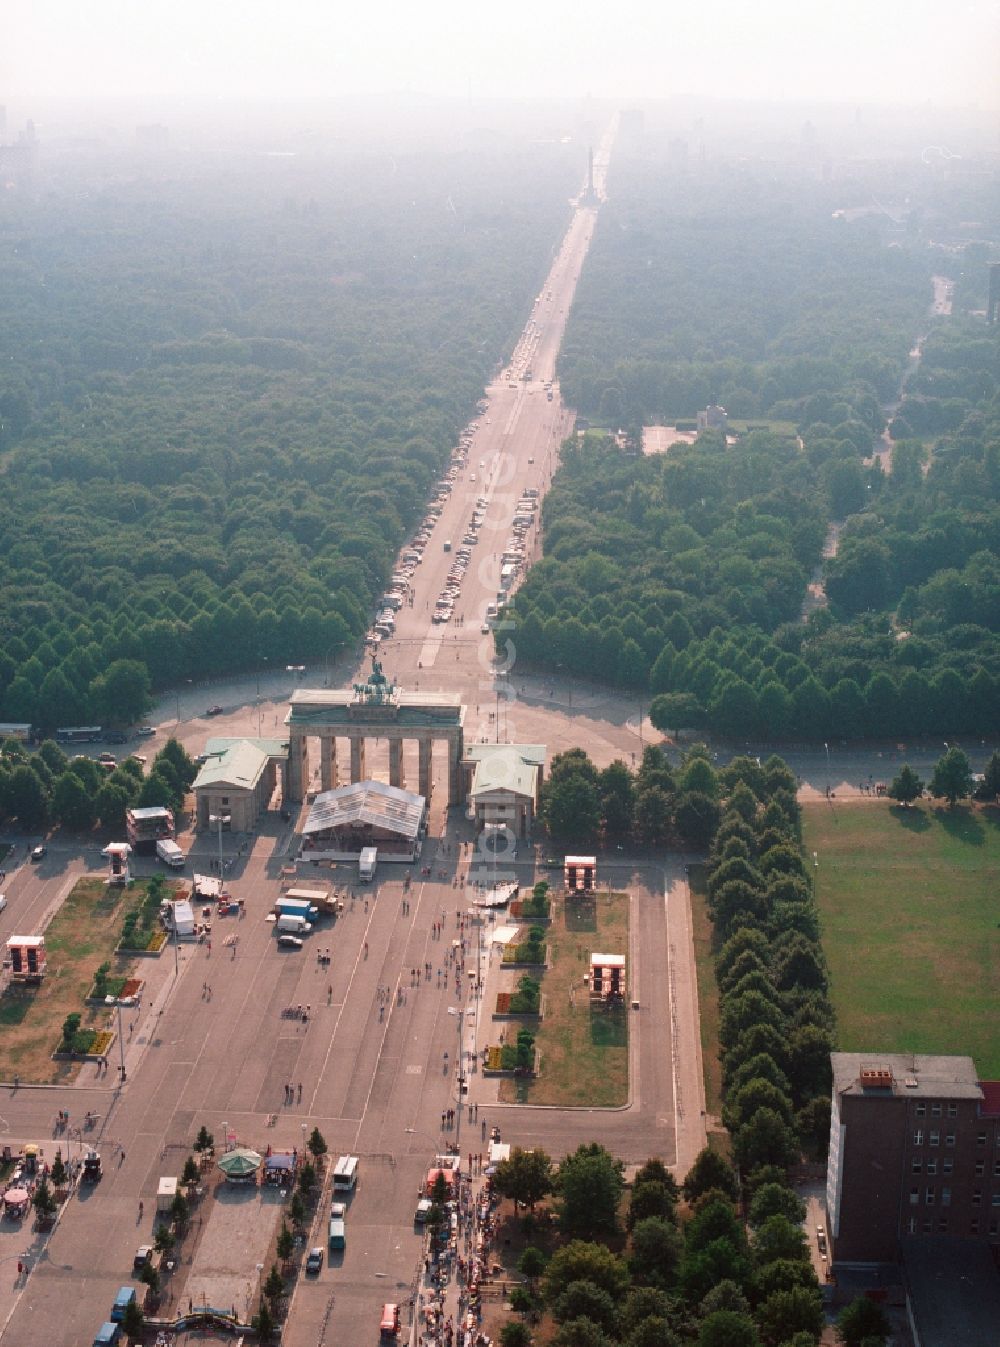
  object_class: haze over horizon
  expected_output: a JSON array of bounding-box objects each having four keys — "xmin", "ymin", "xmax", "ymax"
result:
[{"xmin": 4, "ymin": 0, "xmax": 1000, "ymax": 114}]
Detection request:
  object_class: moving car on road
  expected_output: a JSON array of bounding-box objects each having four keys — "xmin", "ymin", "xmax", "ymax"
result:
[{"xmin": 305, "ymin": 1247, "xmax": 324, "ymax": 1274}]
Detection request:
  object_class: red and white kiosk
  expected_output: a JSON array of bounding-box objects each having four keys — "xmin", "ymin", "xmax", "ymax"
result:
[
  {"xmin": 564, "ymin": 855, "xmax": 596, "ymax": 893},
  {"xmin": 6, "ymin": 934, "xmax": 47, "ymax": 982},
  {"xmin": 589, "ymin": 952, "xmax": 626, "ymax": 1006}
]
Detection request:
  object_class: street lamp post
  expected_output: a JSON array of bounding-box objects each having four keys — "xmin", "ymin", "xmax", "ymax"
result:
[
  {"xmin": 115, "ymin": 1001, "xmax": 126, "ymax": 1083},
  {"xmin": 209, "ymin": 813, "xmax": 225, "ymax": 875},
  {"xmin": 824, "ymin": 742, "xmax": 830, "ymax": 798}
]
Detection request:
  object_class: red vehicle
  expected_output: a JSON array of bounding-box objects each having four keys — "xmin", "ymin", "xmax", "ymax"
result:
[{"xmin": 380, "ymin": 1303, "xmax": 400, "ymax": 1337}]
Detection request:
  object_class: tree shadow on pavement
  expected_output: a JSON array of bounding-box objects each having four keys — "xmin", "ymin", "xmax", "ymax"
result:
[
  {"xmin": 564, "ymin": 896, "xmax": 596, "ymax": 933},
  {"xmin": 589, "ymin": 1006, "xmax": 627, "ymax": 1050}
]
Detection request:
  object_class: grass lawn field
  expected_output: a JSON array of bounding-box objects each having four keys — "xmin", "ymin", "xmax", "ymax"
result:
[
  {"xmin": 805, "ymin": 801, "xmax": 1000, "ymax": 1077},
  {"xmin": 0, "ymin": 876, "xmax": 153, "ymax": 1083},
  {"xmin": 498, "ymin": 889, "xmax": 628, "ymax": 1108},
  {"xmin": 687, "ymin": 863, "xmax": 724, "ymax": 1124}
]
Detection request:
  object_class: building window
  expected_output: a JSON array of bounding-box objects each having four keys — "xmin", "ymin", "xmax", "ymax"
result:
[
  {"xmin": 930, "ymin": 1131, "xmax": 940, "ymax": 1147},
  {"xmin": 943, "ymin": 1159, "xmax": 954, "ymax": 1175},
  {"xmin": 913, "ymin": 1130, "xmax": 923, "ymax": 1147},
  {"xmin": 977, "ymin": 1132, "xmax": 987, "ymax": 1145},
  {"xmin": 931, "ymin": 1103, "xmax": 942, "ymax": 1117},
  {"xmin": 907, "ymin": 1217, "xmax": 917, "ymax": 1235},
  {"xmin": 938, "ymin": 1218, "xmax": 948, "ymax": 1233},
  {"xmin": 994, "ymin": 1161, "xmax": 1000, "ymax": 1177},
  {"xmin": 915, "ymin": 1103, "xmax": 926, "ymax": 1117},
  {"xmin": 923, "ymin": 1218, "xmax": 933, "ymax": 1233},
  {"xmin": 971, "ymin": 1219, "xmax": 980, "ymax": 1234},
  {"xmin": 976, "ymin": 1162, "xmax": 985, "ymax": 1177},
  {"xmin": 945, "ymin": 1133, "xmax": 956, "ymax": 1147},
  {"xmin": 991, "ymin": 1220, "xmax": 999, "ymax": 1235},
  {"xmin": 992, "ymin": 1194, "xmax": 1000, "ymax": 1207},
  {"xmin": 973, "ymin": 1189, "xmax": 982, "ymax": 1205},
  {"xmin": 942, "ymin": 1186, "xmax": 951, "ymax": 1207},
  {"xmin": 926, "ymin": 1159, "xmax": 937, "ymax": 1176},
  {"xmin": 947, "ymin": 1103, "xmax": 958, "ymax": 1117},
  {"xmin": 925, "ymin": 1188, "xmax": 935, "ymax": 1205},
  {"xmin": 910, "ymin": 1187, "xmax": 920, "ymax": 1205},
  {"xmin": 911, "ymin": 1159, "xmax": 922, "ymax": 1174}
]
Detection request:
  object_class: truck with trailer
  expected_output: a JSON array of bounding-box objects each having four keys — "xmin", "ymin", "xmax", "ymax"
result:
[
  {"xmin": 275, "ymin": 897, "xmax": 318, "ymax": 923},
  {"xmin": 282, "ymin": 886, "xmax": 342, "ymax": 918}
]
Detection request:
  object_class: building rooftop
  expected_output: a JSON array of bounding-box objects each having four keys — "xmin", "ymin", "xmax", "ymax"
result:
[
  {"xmin": 901, "ymin": 1237, "xmax": 1000, "ymax": 1347},
  {"xmin": 465, "ymin": 743, "xmax": 546, "ymax": 767},
  {"xmin": 979, "ymin": 1081, "xmax": 1000, "ymax": 1117},
  {"xmin": 205, "ymin": 735, "xmax": 288, "ymax": 759},
  {"xmin": 831, "ymin": 1053, "xmax": 984, "ymax": 1101},
  {"xmin": 193, "ymin": 740, "xmax": 269, "ymax": 792},
  {"xmin": 287, "ymin": 686, "xmax": 464, "ymax": 728},
  {"xmin": 469, "ymin": 747, "xmax": 540, "ymax": 801},
  {"xmin": 302, "ymin": 780, "xmax": 426, "ymax": 842}
]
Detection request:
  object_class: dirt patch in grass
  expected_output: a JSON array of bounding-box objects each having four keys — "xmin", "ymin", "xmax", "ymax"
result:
[
  {"xmin": 805, "ymin": 800, "xmax": 1000, "ymax": 1076},
  {"xmin": 0, "ymin": 877, "xmax": 160, "ymax": 1083},
  {"xmin": 687, "ymin": 863, "xmax": 723, "ymax": 1123},
  {"xmin": 498, "ymin": 890, "xmax": 628, "ymax": 1108}
]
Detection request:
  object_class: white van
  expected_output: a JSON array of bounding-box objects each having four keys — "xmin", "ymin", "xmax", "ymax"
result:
[
  {"xmin": 333, "ymin": 1155, "xmax": 359, "ymax": 1192},
  {"xmin": 276, "ymin": 914, "xmax": 311, "ymax": 936},
  {"xmin": 156, "ymin": 839, "xmax": 185, "ymax": 869}
]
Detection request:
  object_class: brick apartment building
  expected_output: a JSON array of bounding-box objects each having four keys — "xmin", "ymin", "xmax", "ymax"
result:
[{"xmin": 826, "ymin": 1053, "xmax": 1000, "ymax": 1266}]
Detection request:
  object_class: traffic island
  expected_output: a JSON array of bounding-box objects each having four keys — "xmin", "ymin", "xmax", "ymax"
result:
[
  {"xmin": 497, "ymin": 889, "xmax": 628, "ymax": 1107},
  {"xmin": 0, "ymin": 876, "xmax": 168, "ymax": 1084}
]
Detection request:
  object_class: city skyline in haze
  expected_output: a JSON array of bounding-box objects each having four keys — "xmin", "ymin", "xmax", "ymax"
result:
[{"xmin": 4, "ymin": 0, "xmax": 1000, "ymax": 113}]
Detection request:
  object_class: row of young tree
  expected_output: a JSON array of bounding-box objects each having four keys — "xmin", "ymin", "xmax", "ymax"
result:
[
  {"xmin": 0, "ymin": 137, "xmax": 582, "ymax": 727},
  {"xmin": 0, "ymin": 734, "xmax": 197, "ymax": 833},
  {"xmin": 705, "ymin": 757, "xmax": 836, "ymax": 1174},
  {"xmin": 490, "ymin": 1140, "xmax": 886, "ymax": 1347},
  {"xmin": 539, "ymin": 744, "xmax": 724, "ymax": 852},
  {"xmin": 646, "ymin": 625, "xmax": 1000, "ymax": 742}
]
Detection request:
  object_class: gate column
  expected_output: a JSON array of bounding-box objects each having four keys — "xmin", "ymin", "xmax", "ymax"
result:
[
  {"xmin": 389, "ymin": 737, "xmax": 405, "ymax": 790},
  {"xmin": 287, "ymin": 730, "xmax": 309, "ymax": 803},
  {"xmin": 320, "ymin": 736, "xmax": 337, "ymax": 793},
  {"xmin": 448, "ymin": 733, "xmax": 464, "ymax": 807},
  {"xmin": 418, "ymin": 736, "xmax": 432, "ymax": 801},
  {"xmin": 350, "ymin": 734, "xmax": 366, "ymax": 784}
]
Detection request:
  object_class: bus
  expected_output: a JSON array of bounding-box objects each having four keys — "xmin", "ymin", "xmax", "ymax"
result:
[
  {"xmin": 56, "ymin": 726, "xmax": 103, "ymax": 744},
  {"xmin": 0, "ymin": 723, "xmax": 33, "ymax": 743},
  {"xmin": 333, "ymin": 1155, "xmax": 359, "ymax": 1192}
]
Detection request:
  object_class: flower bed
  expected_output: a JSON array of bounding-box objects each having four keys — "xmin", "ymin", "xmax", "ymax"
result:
[
  {"xmin": 511, "ymin": 881, "xmax": 551, "ymax": 922},
  {"xmin": 501, "ymin": 941, "xmax": 546, "ymax": 965}
]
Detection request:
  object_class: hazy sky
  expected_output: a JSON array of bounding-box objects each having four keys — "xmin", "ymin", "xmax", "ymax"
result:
[{"xmin": 5, "ymin": 0, "xmax": 1000, "ymax": 110}]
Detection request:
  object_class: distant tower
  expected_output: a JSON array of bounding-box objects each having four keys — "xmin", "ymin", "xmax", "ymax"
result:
[{"xmin": 988, "ymin": 263, "xmax": 1000, "ymax": 325}]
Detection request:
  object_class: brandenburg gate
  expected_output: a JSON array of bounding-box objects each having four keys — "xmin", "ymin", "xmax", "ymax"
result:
[{"xmin": 284, "ymin": 658, "xmax": 466, "ymax": 806}]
